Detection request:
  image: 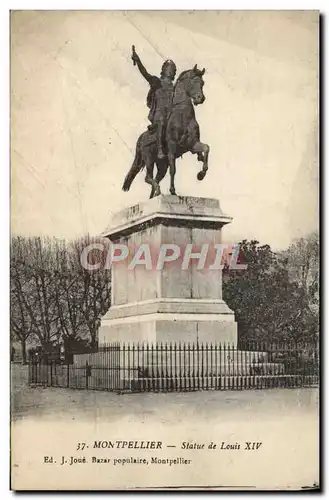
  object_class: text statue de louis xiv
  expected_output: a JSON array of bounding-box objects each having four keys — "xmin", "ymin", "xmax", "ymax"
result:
[{"xmin": 122, "ymin": 45, "xmax": 209, "ymax": 198}]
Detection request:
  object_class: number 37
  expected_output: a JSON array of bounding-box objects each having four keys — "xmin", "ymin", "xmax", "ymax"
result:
[{"xmin": 76, "ymin": 442, "xmax": 87, "ymax": 451}]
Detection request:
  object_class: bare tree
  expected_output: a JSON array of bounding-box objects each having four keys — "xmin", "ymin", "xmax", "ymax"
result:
[
  {"xmin": 10, "ymin": 234, "xmax": 111, "ymax": 355},
  {"xmin": 53, "ymin": 240, "xmax": 86, "ymax": 342},
  {"xmin": 11, "ymin": 237, "xmax": 35, "ymax": 362},
  {"xmin": 11, "ymin": 236, "xmax": 63, "ymax": 352},
  {"xmin": 71, "ymin": 236, "xmax": 111, "ymax": 346}
]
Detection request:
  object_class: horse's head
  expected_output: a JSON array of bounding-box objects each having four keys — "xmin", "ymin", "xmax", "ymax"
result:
[{"xmin": 176, "ymin": 64, "xmax": 206, "ymax": 106}]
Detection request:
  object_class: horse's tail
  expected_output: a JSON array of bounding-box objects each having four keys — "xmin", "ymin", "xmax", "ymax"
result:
[{"xmin": 122, "ymin": 136, "xmax": 145, "ymax": 192}]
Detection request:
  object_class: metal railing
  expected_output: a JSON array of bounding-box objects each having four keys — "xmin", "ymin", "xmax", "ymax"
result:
[{"xmin": 28, "ymin": 340, "xmax": 319, "ymax": 392}]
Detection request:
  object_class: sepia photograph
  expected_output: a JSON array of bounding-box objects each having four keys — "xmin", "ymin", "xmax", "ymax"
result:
[{"xmin": 10, "ymin": 10, "xmax": 319, "ymax": 490}]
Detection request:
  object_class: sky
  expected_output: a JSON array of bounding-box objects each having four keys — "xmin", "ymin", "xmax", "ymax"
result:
[{"xmin": 11, "ymin": 10, "xmax": 319, "ymax": 249}]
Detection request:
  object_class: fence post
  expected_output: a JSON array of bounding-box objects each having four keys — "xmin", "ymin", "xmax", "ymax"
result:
[
  {"xmin": 28, "ymin": 356, "xmax": 32, "ymax": 385},
  {"xmin": 182, "ymin": 342, "xmax": 186, "ymax": 391},
  {"xmin": 67, "ymin": 362, "xmax": 70, "ymax": 388}
]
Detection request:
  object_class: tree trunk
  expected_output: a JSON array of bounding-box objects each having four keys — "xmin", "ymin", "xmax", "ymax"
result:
[{"xmin": 21, "ymin": 338, "xmax": 27, "ymax": 364}]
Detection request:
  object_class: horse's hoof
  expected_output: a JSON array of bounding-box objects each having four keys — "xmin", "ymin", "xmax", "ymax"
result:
[
  {"xmin": 170, "ymin": 189, "xmax": 177, "ymax": 196},
  {"xmin": 197, "ymin": 171, "xmax": 206, "ymax": 181}
]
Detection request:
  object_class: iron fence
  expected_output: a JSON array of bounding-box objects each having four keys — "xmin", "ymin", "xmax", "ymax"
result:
[{"xmin": 28, "ymin": 340, "xmax": 319, "ymax": 392}]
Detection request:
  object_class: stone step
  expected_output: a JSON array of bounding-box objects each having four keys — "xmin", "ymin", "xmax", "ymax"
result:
[
  {"xmin": 125, "ymin": 374, "xmax": 316, "ymax": 391},
  {"xmin": 119, "ymin": 361, "xmax": 284, "ymax": 378}
]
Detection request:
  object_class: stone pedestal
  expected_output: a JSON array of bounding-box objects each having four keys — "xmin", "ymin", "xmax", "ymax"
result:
[{"xmin": 99, "ymin": 195, "xmax": 237, "ymax": 345}]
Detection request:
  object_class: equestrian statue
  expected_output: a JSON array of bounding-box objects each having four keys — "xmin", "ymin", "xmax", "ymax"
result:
[{"xmin": 122, "ymin": 45, "xmax": 210, "ymax": 198}]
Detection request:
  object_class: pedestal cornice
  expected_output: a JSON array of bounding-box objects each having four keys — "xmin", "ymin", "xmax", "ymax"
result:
[{"xmin": 102, "ymin": 195, "xmax": 232, "ymax": 241}]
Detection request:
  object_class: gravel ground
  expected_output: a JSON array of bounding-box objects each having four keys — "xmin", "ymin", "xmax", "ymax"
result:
[{"xmin": 11, "ymin": 363, "xmax": 319, "ymax": 423}]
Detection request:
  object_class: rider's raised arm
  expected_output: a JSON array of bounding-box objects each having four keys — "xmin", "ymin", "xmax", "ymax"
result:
[
  {"xmin": 136, "ymin": 58, "xmax": 155, "ymax": 84},
  {"xmin": 132, "ymin": 46, "xmax": 157, "ymax": 85}
]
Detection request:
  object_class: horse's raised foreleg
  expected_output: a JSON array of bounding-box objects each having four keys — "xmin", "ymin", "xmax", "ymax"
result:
[{"xmin": 191, "ymin": 141, "xmax": 210, "ymax": 181}]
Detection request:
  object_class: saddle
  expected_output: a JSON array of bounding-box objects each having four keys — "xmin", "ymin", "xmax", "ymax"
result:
[{"xmin": 143, "ymin": 122, "xmax": 188, "ymax": 152}]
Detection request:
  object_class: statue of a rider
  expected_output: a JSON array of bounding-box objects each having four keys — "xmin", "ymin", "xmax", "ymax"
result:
[{"xmin": 131, "ymin": 45, "xmax": 176, "ymax": 160}]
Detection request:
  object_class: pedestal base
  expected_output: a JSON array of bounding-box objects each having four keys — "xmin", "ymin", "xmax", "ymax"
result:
[
  {"xmin": 99, "ymin": 195, "xmax": 238, "ymax": 346},
  {"xmin": 99, "ymin": 298, "xmax": 237, "ymax": 344}
]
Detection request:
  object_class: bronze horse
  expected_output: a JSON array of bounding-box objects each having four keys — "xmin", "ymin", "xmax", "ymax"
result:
[{"xmin": 122, "ymin": 65, "xmax": 209, "ymax": 198}]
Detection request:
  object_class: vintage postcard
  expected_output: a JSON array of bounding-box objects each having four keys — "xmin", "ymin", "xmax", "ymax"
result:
[{"xmin": 10, "ymin": 10, "xmax": 320, "ymax": 490}]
